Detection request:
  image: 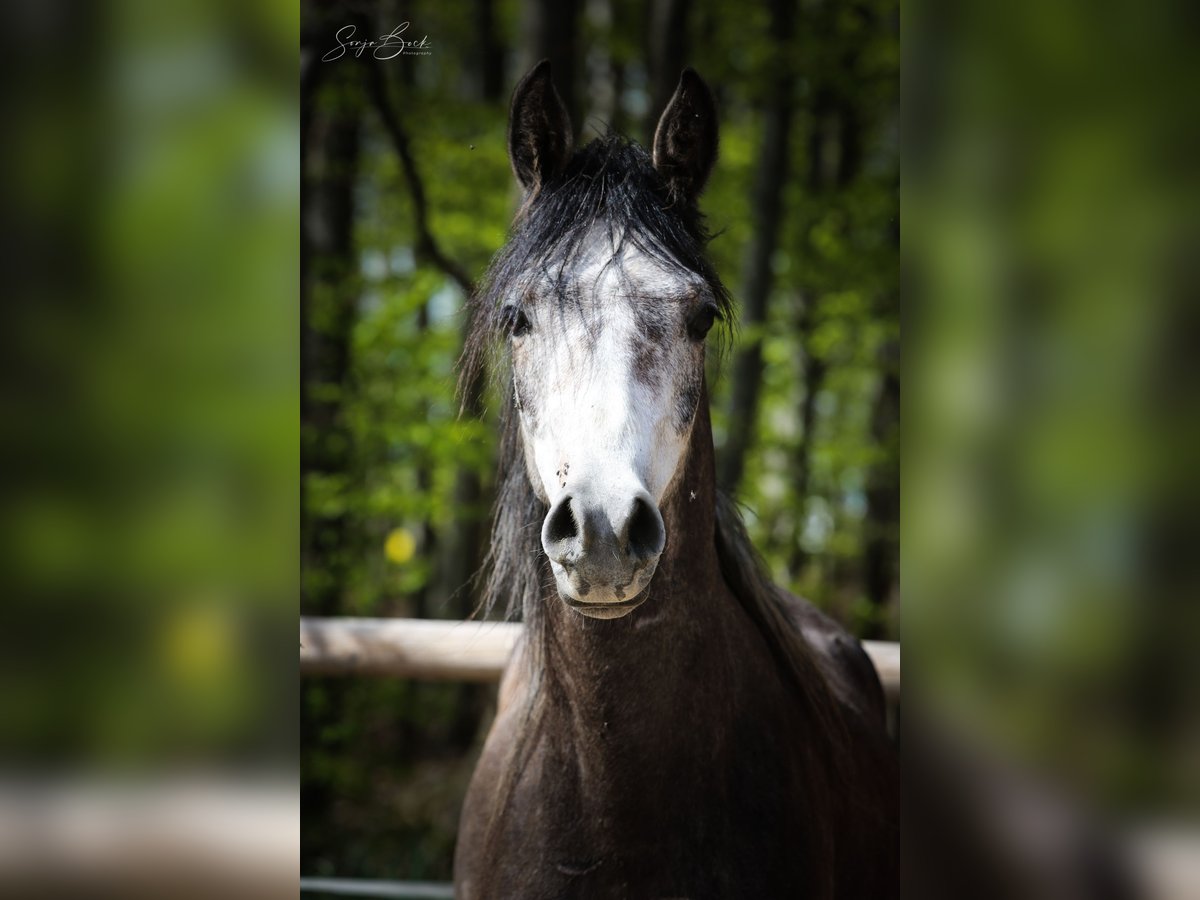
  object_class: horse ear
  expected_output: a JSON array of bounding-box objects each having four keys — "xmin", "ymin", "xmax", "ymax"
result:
[
  {"xmin": 508, "ymin": 59, "xmax": 574, "ymax": 195},
  {"xmin": 652, "ymin": 68, "xmax": 719, "ymax": 203}
]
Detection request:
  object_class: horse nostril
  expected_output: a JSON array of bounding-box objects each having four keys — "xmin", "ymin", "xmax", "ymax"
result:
[
  {"xmin": 626, "ymin": 496, "xmax": 665, "ymax": 562},
  {"xmin": 544, "ymin": 492, "xmax": 663, "ymax": 573},
  {"xmin": 543, "ymin": 495, "xmax": 580, "ymax": 562}
]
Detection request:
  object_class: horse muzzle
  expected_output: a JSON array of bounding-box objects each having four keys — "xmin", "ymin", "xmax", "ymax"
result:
[{"xmin": 540, "ymin": 489, "xmax": 666, "ymax": 619}]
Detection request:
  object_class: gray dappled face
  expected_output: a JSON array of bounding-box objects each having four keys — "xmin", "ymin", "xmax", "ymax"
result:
[{"xmin": 506, "ymin": 229, "xmax": 717, "ymax": 612}]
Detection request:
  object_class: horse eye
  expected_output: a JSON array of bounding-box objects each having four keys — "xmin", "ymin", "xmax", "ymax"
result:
[
  {"xmin": 502, "ymin": 305, "xmax": 531, "ymax": 338},
  {"xmin": 687, "ymin": 303, "xmax": 720, "ymax": 341}
]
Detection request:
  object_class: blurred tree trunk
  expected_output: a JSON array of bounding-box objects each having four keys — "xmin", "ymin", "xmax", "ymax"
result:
[
  {"xmin": 788, "ymin": 295, "xmax": 827, "ymax": 576},
  {"xmin": 583, "ymin": 0, "xmax": 618, "ymax": 138},
  {"xmin": 299, "ymin": 7, "xmax": 364, "ymax": 863},
  {"xmin": 299, "ymin": 30, "xmax": 322, "ymax": 617},
  {"xmin": 863, "ymin": 327, "xmax": 899, "ymax": 636},
  {"xmin": 862, "ymin": 9, "xmax": 900, "ymax": 633},
  {"xmin": 301, "ymin": 56, "xmax": 363, "ymax": 616},
  {"xmin": 393, "ymin": 0, "xmax": 416, "ymax": 89},
  {"xmin": 475, "ymin": 0, "xmax": 505, "ymax": 103},
  {"xmin": 411, "ymin": 299, "xmax": 435, "ymax": 621},
  {"xmin": 717, "ymin": 0, "xmax": 796, "ymax": 494},
  {"xmin": 521, "ymin": 0, "xmax": 583, "ymax": 130},
  {"xmin": 645, "ymin": 0, "xmax": 689, "ymax": 139}
]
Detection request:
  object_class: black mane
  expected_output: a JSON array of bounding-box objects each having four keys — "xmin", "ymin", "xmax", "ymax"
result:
[{"xmin": 461, "ymin": 134, "xmax": 732, "ymax": 390}]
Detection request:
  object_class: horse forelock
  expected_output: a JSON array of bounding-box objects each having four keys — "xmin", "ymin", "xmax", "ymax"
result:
[{"xmin": 460, "ymin": 134, "xmax": 734, "ymax": 406}]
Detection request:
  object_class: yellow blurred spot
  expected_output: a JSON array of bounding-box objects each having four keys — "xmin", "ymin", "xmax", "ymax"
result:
[
  {"xmin": 385, "ymin": 527, "xmax": 416, "ymax": 564},
  {"xmin": 162, "ymin": 605, "xmax": 232, "ymax": 683}
]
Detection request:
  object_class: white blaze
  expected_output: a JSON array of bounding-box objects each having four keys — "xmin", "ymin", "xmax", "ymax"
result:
[{"xmin": 513, "ymin": 230, "xmax": 703, "ymax": 518}]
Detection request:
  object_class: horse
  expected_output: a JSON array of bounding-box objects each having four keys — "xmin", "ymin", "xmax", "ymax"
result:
[{"xmin": 453, "ymin": 61, "xmax": 899, "ymax": 899}]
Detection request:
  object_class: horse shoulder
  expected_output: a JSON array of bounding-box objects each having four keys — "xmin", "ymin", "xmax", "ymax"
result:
[
  {"xmin": 455, "ymin": 637, "xmax": 535, "ymax": 897},
  {"xmin": 775, "ymin": 586, "xmax": 888, "ymax": 727}
]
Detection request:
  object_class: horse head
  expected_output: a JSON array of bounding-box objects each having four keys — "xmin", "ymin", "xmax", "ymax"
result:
[{"xmin": 488, "ymin": 61, "xmax": 724, "ymax": 619}]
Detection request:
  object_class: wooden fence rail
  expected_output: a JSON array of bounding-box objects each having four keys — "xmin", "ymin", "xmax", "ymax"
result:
[{"xmin": 299, "ymin": 617, "xmax": 900, "ymax": 697}]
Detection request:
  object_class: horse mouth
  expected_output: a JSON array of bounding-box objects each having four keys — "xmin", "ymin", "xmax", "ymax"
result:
[
  {"xmin": 562, "ymin": 594, "xmax": 647, "ymax": 620},
  {"xmin": 552, "ymin": 559, "xmax": 658, "ymax": 619}
]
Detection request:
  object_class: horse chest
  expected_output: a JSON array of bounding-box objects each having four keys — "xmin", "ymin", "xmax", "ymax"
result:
[{"xmin": 463, "ymin": 691, "xmax": 811, "ymax": 899}]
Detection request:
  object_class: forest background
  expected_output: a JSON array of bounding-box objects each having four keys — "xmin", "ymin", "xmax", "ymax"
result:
[{"xmin": 301, "ymin": 0, "xmax": 898, "ymax": 882}]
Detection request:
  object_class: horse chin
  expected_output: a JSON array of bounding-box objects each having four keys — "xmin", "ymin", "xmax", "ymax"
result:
[
  {"xmin": 553, "ymin": 566, "xmax": 656, "ymax": 620},
  {"xmin": 563, "ymin": 593, "xmax": 647, "ymax": 620},
  {"xmin": 572, "ymin": 601, "xmax": 643, "ymax": 620},
  {"xmin": 561, "ymin": 592, "xmax": 648, "ymax": 619}
]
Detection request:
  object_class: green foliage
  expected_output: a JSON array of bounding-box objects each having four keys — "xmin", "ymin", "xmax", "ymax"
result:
[
  {"xmin": 703, "ymin": 0, "xmax": 900, "ymax": 621},
  {"xmin": 302, "ymin": 0, "xmax": 899, "ymax": 882}
]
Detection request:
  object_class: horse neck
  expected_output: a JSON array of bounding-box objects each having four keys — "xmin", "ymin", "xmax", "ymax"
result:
[{"xmin": 532, "ymin": 381, "xmax": 750, "ymax": 727}]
